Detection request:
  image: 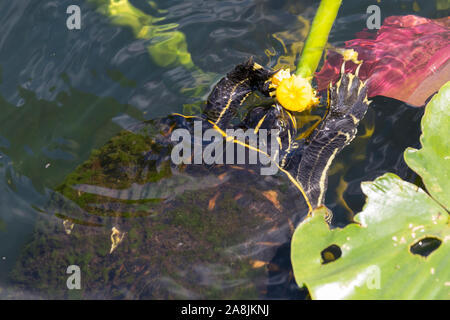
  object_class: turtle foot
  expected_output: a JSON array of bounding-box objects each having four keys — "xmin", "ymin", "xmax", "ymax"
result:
[{"xmin": 295, "ymin": 67, "xmax": 371, "ymax": 209}]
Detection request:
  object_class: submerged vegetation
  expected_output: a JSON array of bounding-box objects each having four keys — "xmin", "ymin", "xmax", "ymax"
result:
[{"xmin": 86, "ymin": 0, "xmax": 195, "ymax": 69}]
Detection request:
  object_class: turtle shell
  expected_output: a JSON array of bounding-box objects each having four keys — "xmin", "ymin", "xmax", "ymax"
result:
[{"xmin": 9, "ymin": 115, "xmax": 310, "ymax": 299}]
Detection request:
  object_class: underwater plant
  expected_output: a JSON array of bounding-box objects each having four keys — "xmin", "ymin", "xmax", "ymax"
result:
[{"xmin": 86, "ymin": 0, "xmax": 195, "ymax": 69}]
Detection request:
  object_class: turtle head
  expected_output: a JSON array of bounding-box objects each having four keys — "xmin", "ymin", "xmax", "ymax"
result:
[{"xmin": 226, "ymin": 58, "xmax": 277, "ymax": 92}]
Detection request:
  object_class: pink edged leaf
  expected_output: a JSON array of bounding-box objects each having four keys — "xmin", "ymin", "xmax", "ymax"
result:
[{"xmin": 316, "ymin": 15, "xmax": 450, "ymax": 107}]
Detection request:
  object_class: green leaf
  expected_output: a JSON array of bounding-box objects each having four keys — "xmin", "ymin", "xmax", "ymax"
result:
[
  {"xmin": 291, "ymin": 173, "xmax": 449, "ymax": 299},
  {"xmin": 404, "ymin": 81, "xmax": 450, "ymax": 209}
]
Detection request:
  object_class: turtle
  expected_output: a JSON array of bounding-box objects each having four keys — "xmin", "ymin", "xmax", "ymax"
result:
[{"xmin": 9, "ymin": 59, "xmax": 370, "ymax": 299}]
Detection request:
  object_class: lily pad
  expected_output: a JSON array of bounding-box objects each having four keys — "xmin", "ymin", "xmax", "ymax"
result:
[
  {"xmin": 291, "ymin": 174, "xmax": 449, "ymax": 299},
  {"xmin": 291, "ymin": 81, "xmax": 450, "ymax": 300}
]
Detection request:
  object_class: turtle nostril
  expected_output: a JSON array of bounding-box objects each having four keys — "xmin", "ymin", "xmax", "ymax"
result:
[{"xmin": 321, "ymin": 244, "xmax": 342, "ymax": 264}]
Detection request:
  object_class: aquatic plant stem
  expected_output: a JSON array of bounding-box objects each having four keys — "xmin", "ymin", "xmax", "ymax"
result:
[{"xmin": 295, "ymin": 0, "xmax": 342, "ymax": 78}]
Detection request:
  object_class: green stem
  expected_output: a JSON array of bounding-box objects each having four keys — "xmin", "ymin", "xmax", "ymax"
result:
[{"xmin": 295, "ymin": 0, "xmax": 342, "ymax": 78}]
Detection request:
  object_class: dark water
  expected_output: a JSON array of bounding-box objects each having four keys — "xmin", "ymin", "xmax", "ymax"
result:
[{"xmin": 0, "ymin": 0, "xmax": 442, "ymax": 299}]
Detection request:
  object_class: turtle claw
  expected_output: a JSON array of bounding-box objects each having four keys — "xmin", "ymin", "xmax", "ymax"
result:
[{"xmin": 328, "ymin": 66, "xmax": 370, "ymax": 127}]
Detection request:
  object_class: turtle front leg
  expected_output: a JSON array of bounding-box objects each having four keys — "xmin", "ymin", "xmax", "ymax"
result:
[
  {"xmin": 294, "ymin": 67, "xmax": 371, "ymax": 209},
  {"xmin": 202, "ymin": 58, "xmax": 275, "ymax": 130}
]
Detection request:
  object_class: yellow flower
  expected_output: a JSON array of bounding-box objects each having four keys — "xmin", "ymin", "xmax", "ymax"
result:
[{"xmin": 276, "ymin": 75, "xmax": 319, "ymax": 112}]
